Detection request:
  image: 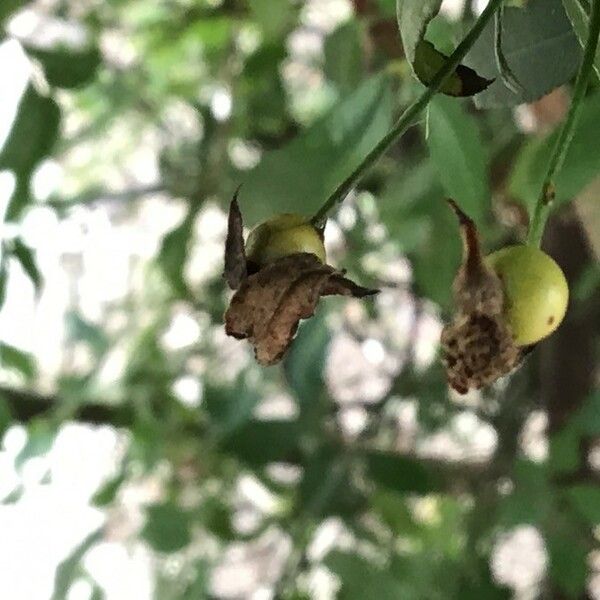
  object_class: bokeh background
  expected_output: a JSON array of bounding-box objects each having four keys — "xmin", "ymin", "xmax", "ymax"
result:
[{"xmin": 0, "ymin": 0, "xmax": 598, "ymax": 599}]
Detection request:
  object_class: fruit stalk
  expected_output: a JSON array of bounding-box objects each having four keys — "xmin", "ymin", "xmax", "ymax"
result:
[
  {"xmin": 310, "ymin": 0, "xmax": 505, "ymax": 225},
  {"xmin": 527, "ymin": 0, "xmax": 600, "ymax": 247}
]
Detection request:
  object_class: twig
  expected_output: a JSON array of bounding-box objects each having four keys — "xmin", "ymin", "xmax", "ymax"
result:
[
  {"xmin": 526, "ymin": 0, "xmax": 600, "ymax": 247},
  {"xmin": 47, "ymin": 183, "xmax": 164, "ymax": 210},
  {"xmin": 309, "ymin": 0, "xmax": 505, "ymax": 225}
]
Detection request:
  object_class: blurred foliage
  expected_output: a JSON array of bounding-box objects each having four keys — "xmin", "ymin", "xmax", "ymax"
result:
[{"xmin": 0, "ymin": 1, "xmax": 598, "ymax": 599}]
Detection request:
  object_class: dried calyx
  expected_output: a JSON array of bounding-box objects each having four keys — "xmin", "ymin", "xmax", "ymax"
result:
[
  {"xmin": 223, "ymin": 195, "xmax": 378, "ymax": 366},
  {"xmin": 441, "ymin": 200, "xmax": 530, "ymax": 395}
]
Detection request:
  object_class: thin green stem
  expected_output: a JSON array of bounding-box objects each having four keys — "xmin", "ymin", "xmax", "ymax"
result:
[
  {"xmin": 527, "ymin": 0, "xmax": 600, "ymax": 247},
  {"xmin": 310, "ymin": 0, "xmax": 504, "ymax": 225}
]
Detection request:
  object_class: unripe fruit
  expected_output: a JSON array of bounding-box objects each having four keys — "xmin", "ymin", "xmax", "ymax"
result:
[
  {"xmin": 486, "ymin": 245, "xmax": 568, "ymax": 346},
  {"xmin": 246, "ymin": 213, "xmax": 326, "ymax": 266}
]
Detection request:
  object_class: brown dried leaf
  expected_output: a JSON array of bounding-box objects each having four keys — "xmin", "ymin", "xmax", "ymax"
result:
[
  {"xmin": 225, "ymin": 253, "xmax": 378, "ymax": 365},
  {"xmin": 321, "ymin": 274, "xmax": 379, "ymax": 298},
  {"xmin": 441, "ymin": 199, "xmax": 524, "ymax": 394},
  {"xmin": 223, "ymin": 191, "xmax": 247, "ymax": 290}
]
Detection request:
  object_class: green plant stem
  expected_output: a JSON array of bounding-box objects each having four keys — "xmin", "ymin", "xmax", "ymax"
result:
[
  {"xmin": 310, "ymin": 0, "xmax": 504, "ymax": 225},
  {"xmin": 526, "ymin": 0, "xmax": 600, "ymax": 247}
]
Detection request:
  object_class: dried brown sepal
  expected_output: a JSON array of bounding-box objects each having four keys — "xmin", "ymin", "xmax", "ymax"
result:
[
  {"xmin": 441, "ymin": 314, "xmax": 521, "ymax": 395},
  {"xmin": 225, "ymin": 253, "xmax": 378, "ymax": 365},
  {"xmin": 223, "ymin": 191, "xmax": 247, "ymax": 290},
  {"xmin": 441, "ymin": 199, "xmax": 525, "ymax": 394}
]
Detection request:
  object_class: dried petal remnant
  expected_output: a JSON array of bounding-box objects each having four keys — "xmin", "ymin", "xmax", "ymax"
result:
[
  {"xmin": 441, "ymin": 200, "xmax": 526, "ymax": 394},
  {"xmin": 223, "ymin": 191, "xmax": 247, "ymax": 290},
  {"xmin": 225, "ymin": 253, "xmax": 377, "ymax": 365},
  {"xmin": 222, "ymin": 197, "xmax": 378, "ymax": 365},
  {"xmin": 442, "ymin": 313, "xmax": 521, "ymax": 395}
]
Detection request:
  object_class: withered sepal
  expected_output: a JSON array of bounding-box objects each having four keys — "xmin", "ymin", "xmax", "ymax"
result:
[
  {"xmin": 225, "ymin": 253, "xmax": 377, "ymax": 365},
  {"xmin": 440, "ymin": 199, "xmax": 532, "ymax": 394},
  {"xmin": 223, "ymin": 196, "xmax": 378, "ymax": 366}
]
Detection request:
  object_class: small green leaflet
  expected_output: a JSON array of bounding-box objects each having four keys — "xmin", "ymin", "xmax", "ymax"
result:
[{"xmin": 465, "ymin": 0, "xmax": 581, "ymax": 107}]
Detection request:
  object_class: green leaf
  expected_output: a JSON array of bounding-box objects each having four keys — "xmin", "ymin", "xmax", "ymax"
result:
[
  {"xmin": 566, "ymin": 484, "xmax": 600, "ymax": 524},
  {"xmin": 238, "ymin": 74, "xmax": 393, "ymax": 225},
  {"xmin": 15, "ymin": 421, "xmax": 55, "ymax": 470},
  {"xmin": 573, "ymin": 392, "xmax": 600, "ymax": 435},
  {"xmin": 182, "ymin": 562, "xmax": 209, "ymax": 600},
  {"xmin": 548, "ymin": 422, "xmax": 582, "ymax": 474},
  {"xmin": 24, "ymin": 44, "xmax": 102, "ymax": 89},
  {"xmin": 199, "ymin": 497, "xmax": 235, "ymax": 541},
  {"xmin": 92, "ymin": 471, "xmax": 126, "ymax": 507},
  {"xmin": 572, "ymin": 262, "xmax": 600, "ymax": 301},
  {"xmin": 249, "ymin": 0, "xmax": 295, "ymax": 40},
  {"xmin": 65, "ymin": 311, "xmax": 110, "ymax": 358},
  {"xmin": 298, "ymin": 448, "xmax": 363, "ymax": 519},
  {"xmin": 0, "ymin": 260, "xmax": 6, "ymax": 309},
  {"xmin": 324, "ymin": 20, "xmax": 364, "ymax": 96},
  {"xmin": 157, "ymin": 209, "xmax": 196, "ymax": 297},
  {"xmin": 240, "ymin": 42, "xmax": 288, "ymax": 138},
  {"xmin": 142, "ymin": 503, "xmax": 192, "ymax": 553},
  {"xmin": 0, "ymin": 394, "xmax": 12, "ymax": 440},
  {"xmin": 0, "ymin": 343, "xmax": 36, "ymax": 380},
  {"xmin": 204, "ymin": 377, "xmax": 261, "ymax": 437},
  {"xmin": 547, "ymin": 527, "xmax": 589, "ymax": 598},
  {"xmin": 1, "ymin": 485, "xmax": 24, "ymax": 504},
  {"xmin": 465, "ymin": 0, "xmax": 581, "ymax": 108},
  {"xmin": 10, "ymin": 238, "xmax": 41, "ymax": 293},
  {"xmin": 89, "ymin": 583, "xmax": 105, "ymax": 600},
  {"xmin": 426, "ymin": 96, "xmax": 489, "ymax": 222},
  {"xmin": 412, "ymin": 196, "xmax": 462, "ymax": 310},
  {"xmin": 0, "ymin": 84, "xmax": 60, "ymax": 176},
  {"xmin": 372, "ymin": 491, "xmax": 421, "ymax": 535},
  {"xmin": 498, "ymin": 460, "xmax": 553, "ymax": 526},
  {"xmin": 0, "ymin": 86, "xmax": 60, "ymax": 221},
  {"xmin": 283, "ymin": 312, "xmax": 330, "ymax": 425},
  {"xmin": 365, "ymin": 450, "xmax": 441, "ymax": 494},
  {"xmin": 396, "ymin": 0, "xmax": 443, "ymax": 67},
  {"xmin": 396, "ymin": 2, "xmax": 492, "ymax": 97},
  {"xmin": 51, "ymin": 528, "xmax": 103, "ymax": 600},
  {"xmin": 562, "ymin": 0, "xmax": 600, "ymax": 80},
  {"xmin": 510, "ymin": 93, "xmax": 600, "ymax": 213},
  {"xmin": 325, "ymin": 551, "xmax": 407, "ymax": 600},
  {"xmin": 222, "ymin": 420, "xmax": 302, "ymax": 466},
  {"xmin": 0, "ymin": 0, "xmax": 26, "ymax": 24}
]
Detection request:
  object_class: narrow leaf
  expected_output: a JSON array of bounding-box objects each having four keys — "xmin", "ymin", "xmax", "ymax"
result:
[
  {"xmin": 426, "ymin": 96, "xmax": 489, "ymax": 222},
  {"xmin": 141, "ymin": 504, "xmax": 192, "ymax": 553},
  {"xmin": 0, "ymin": 85, "xmax": 60, "ymax": 176},
  {"xmin": 0, "ymin": 86, "xmax": 60, "ymax": 220},
  {"xmin": 157, "ymin": 209, "xmax": 196, "ymax": 297},
  {"xmin": 51, "ymin": 528, "xmax": 104, "ymax": 600},
  {"xmin": 11, "ymin": 238, "xmax": 42, "ymax": 293},
  {"xmin": 0, "ymin": 260, "xmax": 6, "ymax": 309},
  {"xmin": 24, "ymin": 44, "xmax": 102, "ymax": 89},
  {"xmin": 365, "ymin": 450, "xmax": 441, "ymax": 494},
  {"xmin": 0, "ymin": 343, "xmax": 36, "ymax": 380}
]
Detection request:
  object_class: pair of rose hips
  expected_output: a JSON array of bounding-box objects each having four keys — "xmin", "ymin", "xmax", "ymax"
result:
[
  {"xmin": 246, "ymin": 211, "xmax": 568, "ymax": 345},
  {"xmin": 233, "ymin": 207, "xmax": 568, "ymax": 391}
]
